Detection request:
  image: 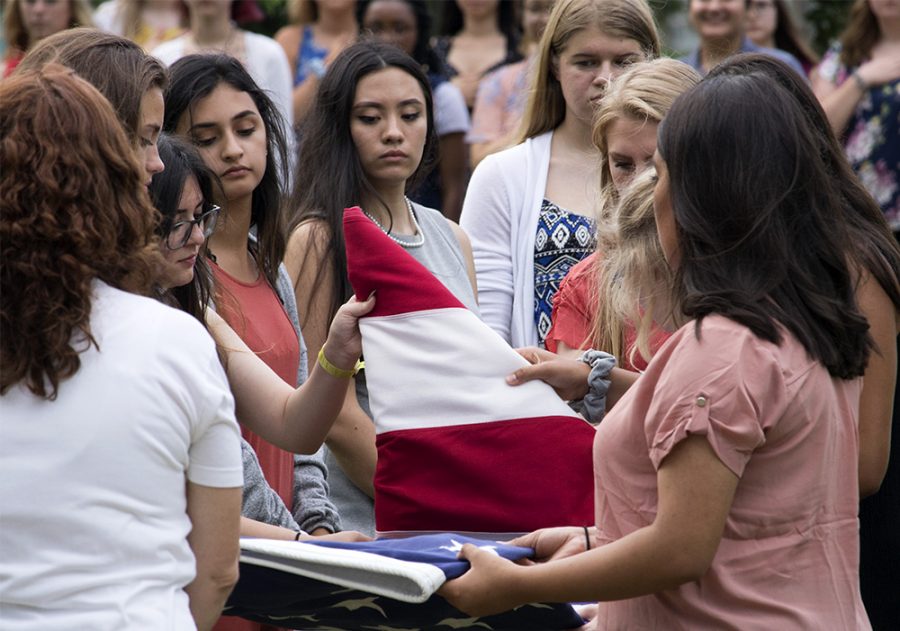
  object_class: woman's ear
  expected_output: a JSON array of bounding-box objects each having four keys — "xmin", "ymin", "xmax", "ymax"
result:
[{"xmin": 550, "ymin": 54, "xmax": 560, "ymax": 82}]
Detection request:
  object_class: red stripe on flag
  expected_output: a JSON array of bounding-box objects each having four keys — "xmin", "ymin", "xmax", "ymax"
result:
[
  {"xmin": 344, "ymin": 207, "xmax": 467, "ymax": 318},
  {"xmin": 374, "ymin": 416, "xmax": 596, "ymax": 533}
]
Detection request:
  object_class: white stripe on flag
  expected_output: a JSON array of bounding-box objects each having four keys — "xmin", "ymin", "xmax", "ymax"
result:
[{"xmin": 361, "ymin": 307, "xmax": 585, "ymax": 435}]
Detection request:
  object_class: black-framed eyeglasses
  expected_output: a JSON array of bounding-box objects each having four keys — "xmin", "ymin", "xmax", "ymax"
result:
[{"xmin": 165, "ymin": 205, "xmax": 220, "ymax": 250}]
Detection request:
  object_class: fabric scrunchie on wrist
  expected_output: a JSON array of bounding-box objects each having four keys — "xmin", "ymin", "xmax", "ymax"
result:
[{"xmin": 578, "ymin": 349, "xmax": 617, "ymax": 423}]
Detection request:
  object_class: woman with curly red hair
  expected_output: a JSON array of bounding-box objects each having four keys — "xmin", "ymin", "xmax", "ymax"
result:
[{"xmin": 0, "ymin": 65, "xmax": 243, "ymax": 630}]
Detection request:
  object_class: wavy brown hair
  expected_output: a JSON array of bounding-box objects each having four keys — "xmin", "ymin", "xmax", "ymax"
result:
[
  {"xmin": 0, "ymin": 65, "xmax": 162, "ymax": 399},
  {"xmin": 839, "ymin": 0, "xmax": 880, "ymax": 69},
  {"xmin": 18, "ymin": 28, "xmax": 167, "ymax": 146}
]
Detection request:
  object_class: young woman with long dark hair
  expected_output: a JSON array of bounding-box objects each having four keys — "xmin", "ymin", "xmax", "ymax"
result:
[
  {"xmin": 163, "ymin": 55, "xmax": 329, "ymax": 541},
  {"xmin": 285, "ymin": 40, "xmax": 478, "ymax": 535},
  {"xmin": 441, "ymin": 60, "xmax": 890, "ymax": 630},
  {"xmin": 149, "ymin": 132, "xmax": 370, "ymax": 541},
  {"xmin": 359, "ymin": 0, "xmax": 470, "ymax": 220}
]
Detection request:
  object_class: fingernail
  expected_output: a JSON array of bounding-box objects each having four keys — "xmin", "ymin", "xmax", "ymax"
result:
[{"xmin": 506, "ymin": 373, "xmax": 518, "ymax": 384}]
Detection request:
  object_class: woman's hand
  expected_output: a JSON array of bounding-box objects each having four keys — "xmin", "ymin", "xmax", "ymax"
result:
[
  {"xmin": 438, "ymin": 544, "xmax": 530, "ymax": 618},
  {"xmin": 857, "ymin": 54, "xmax": 900, "ymax": 87},
  {"xmin": 573, "ymin": 603, "xmax": 599, "ymax": 630},
  {"xmin": 321, "ymin": 292, "xmax": 376, "ymax": 371},
  {"xmin": 507, "ymin": 347, "xmax": 590, "ymax": 401},
  {"xmin": 299, "ymin": 529, "xmax": 372, "ymax": 543},
  {"xmin": 508, "ymin": 526, "xmax": 591, "ymax": 563}
]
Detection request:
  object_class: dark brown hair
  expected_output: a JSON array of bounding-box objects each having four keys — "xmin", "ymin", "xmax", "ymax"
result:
[
  {"xmin": 164, "ymin": 54, "xmax": 289, "ymax": 290},
  {"xmin": 708, "ymin": 53, "xmax": 900, "ymax": 316},
  {"xmin": 659, "ymin": 65, "xmax": 879, "ymax": 379},
  {"xmin": 1, "ymin": 65, "xmax": 162, "ymax": 399},
  {"xmin": 287, "ymin": 40, "xmax": 438, "ymax": 322},
  {"xmin": 768, "ymin": 0, "xmax": 819, "ymax": 69},
  {"xmin": 18, "ymin": 28, "xmax": 168, "ymax": 145},
  {"xmin": 150, "ymin": 133, "xmax": 219, "ymax": 325}
]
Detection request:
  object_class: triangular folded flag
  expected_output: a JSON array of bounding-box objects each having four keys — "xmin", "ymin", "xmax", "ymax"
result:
[
  {"xmin": 344, "ymin": 206, "xmax": 596, "ymax": 535},
  {"xmin": 227, "ymin": 534, "xmax": 586, "ymax": 630}
]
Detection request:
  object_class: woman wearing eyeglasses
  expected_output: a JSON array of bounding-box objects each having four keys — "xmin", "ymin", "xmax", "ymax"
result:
[{"xmin": 149, "ymin": 134, "xmax": 372, "ymax": 552}]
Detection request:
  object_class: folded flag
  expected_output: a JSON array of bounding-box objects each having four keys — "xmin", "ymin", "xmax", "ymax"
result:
[
  {"xmin": 343, "ymin": 206, "xmax": 596, "ymax": 535},
  {"xmin": 226, "ymin": 534, "xmax": 585, "ymax": 630}
]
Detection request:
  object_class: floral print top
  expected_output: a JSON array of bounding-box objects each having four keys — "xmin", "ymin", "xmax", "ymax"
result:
[{"xmin": 818, "ymin": 43, "xmax": 900, "ymax": 231}]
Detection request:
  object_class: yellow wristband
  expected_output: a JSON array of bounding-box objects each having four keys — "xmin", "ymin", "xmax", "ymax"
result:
[{"xmin": 317, "ymin": 347, "xmax": 359, "ymax": 379}]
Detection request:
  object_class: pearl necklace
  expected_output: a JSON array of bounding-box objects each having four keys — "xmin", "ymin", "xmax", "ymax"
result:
[{"xmin": 362, "ymin": 197, "xmax": 425, "ymax": 248}]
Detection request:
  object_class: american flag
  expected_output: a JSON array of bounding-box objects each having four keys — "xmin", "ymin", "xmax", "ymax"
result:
[
  {"xmin": 342, "ymin": 206, "xmax": 596, "ymax": 536},
  {"xmin": 225, "ymin": 534, "xmax": 585, "ymax": 630}
]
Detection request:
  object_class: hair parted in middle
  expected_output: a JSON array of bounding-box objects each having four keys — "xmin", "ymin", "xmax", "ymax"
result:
[
  {"xmin": 593, "ymin": 58, "xmax": 700, "ymax": 219},
  {"xmin": 517, "ymin": 0, "xmax": 661, "ymax": 143},
  {"xmin": 658, "ymin": 68, "xmax": 876, "ymax": 380},
  {"xmin": 357, "ymin": 0, "xmax": 446, "ymax": 77},
  {"xmin": 163, "ymin": 54, "xmax": 291, "ymax": 291},
  {"xmin": 18, "ymin": 28, "xmax": 167, "ymax": 146},
  {"xmin": 288, "ymin": 39, "xmax": 438, "ymax": 323},
  {"xmin": 149, "ymin": 133, "xmax": 220, "ymax": 326},
  {"xmin": 0, "ymin": 64, "xmax": 162, "ymax": 399}
]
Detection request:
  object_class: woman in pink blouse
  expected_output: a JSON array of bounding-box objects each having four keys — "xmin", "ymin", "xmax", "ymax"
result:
[{"xmin": 440, "ymin": 58, "xmax": 900, "ymax": 628}]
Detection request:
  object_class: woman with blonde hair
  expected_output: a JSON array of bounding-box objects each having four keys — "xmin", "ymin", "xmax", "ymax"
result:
[
  {"xmin": 565, "ymin": 170, "xmax": 675, "ymax": 374},
  {"xmin": 443, "ymin": 60, "xmax": 882, "ymax": 630},
  {"xmin": 461, "ymin": 0, "xmax": 660, "ymax": 350},
  {"xmin": 0, "ymin": 64, "xmax": 242, "ymax": 631},
  {"xmin": 1, "ymin": 0, "xmax": 92, "ymax": 77},
  {"xmin": 545, "ymin": 58, "xmax": 700, "ymax": 370}
]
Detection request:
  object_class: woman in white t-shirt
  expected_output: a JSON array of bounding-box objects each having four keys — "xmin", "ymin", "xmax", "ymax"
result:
[{"xmin": 0, "ymin": 65, "xmax": 242, "ymax": 631}]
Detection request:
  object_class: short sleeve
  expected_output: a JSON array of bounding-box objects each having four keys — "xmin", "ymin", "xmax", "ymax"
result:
[
  {"xmin": 644, "ymin": 319, "xmax": 785, "ymax": 478},
  {"xmin": 545, "ymin": 257, "xmax": 595, "ymax": 353},
  {"xmin": 434, "ymin": 82, "xmax": 470, "ymax": 137},
  {"xmin": 185, "ymin": 333, "xmax": 243, "ymax": 488}
]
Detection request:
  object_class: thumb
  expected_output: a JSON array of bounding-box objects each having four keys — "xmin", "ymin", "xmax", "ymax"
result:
[
  {"xmin": 457, "ymin": 542, "xmax": 483, "ymax": 564},
  {"xmin": 340, "ymin": 291, "xmax": 376, "ymax": 318},
  {"xmin": 506, "ymin": 360, "xmax": 557, "ymax": 386}
]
